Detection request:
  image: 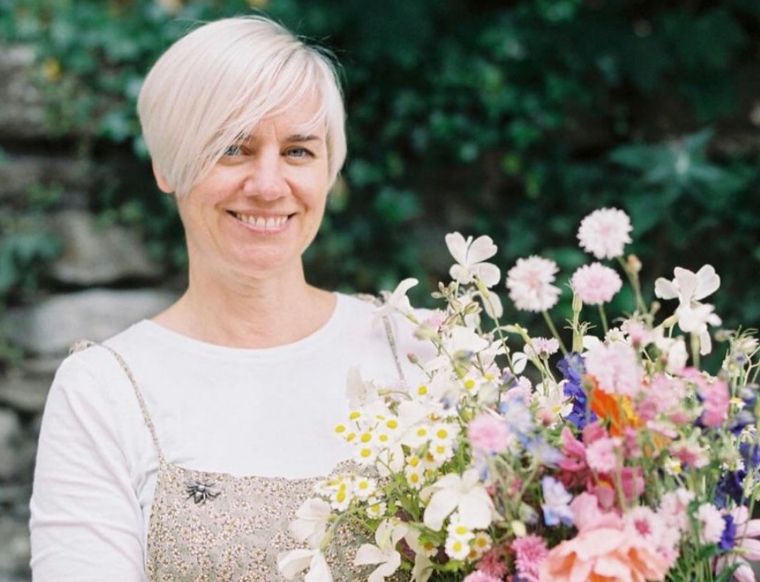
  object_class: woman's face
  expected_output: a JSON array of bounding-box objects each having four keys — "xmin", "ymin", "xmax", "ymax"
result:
[{"xmin": 172, "ymin": 97, "xmax": 331, "ymax": 281}]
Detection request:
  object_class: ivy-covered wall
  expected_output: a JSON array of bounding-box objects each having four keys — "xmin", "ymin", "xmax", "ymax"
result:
[{"xmin": 2, "ymin": 0, "xmax": 759, "ymax": 328}]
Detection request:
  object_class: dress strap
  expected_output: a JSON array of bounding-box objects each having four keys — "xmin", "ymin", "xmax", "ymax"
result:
[
  {"xmin": 354, "ymin": 293, "xmax": 406, "ymax": 383},
  {"xmin": 70, "ymin": 340, "xmax": 165, "ymax": 460}
]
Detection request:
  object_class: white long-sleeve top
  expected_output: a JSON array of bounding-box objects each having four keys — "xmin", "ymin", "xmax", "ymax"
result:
[{"xmin": 30, "ymin": 293, "xmax": 427, "ymax": 581}]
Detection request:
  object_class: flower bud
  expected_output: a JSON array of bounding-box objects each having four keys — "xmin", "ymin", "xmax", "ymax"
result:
[
  {"xmin": 626, "ymin": 254, "xmax": 642, "ymax": 274},
  {"xmin": 511, "ymin": 520, "xmax": 527, "ymax": 538}
]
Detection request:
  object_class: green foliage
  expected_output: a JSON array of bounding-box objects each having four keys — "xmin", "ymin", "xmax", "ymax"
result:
[{"xmin": 1, "ymin": 0, "xmax": 759, "ymax": 331}]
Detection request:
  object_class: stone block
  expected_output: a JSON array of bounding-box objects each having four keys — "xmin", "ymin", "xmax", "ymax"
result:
[
  {"xmin": 0, "ymin": 409, "xmax": 23, "ymax": 481},
  {"xmin": 49, "ymin": 210, "xmax": 164, "ymax": 286},
  {"xmin": 0, "ymin": 373, "xmax": 50, "ymax": 415},
  {"xmin": 0, "ymin": 515, "xmax": 31, "ymax": 579},
  {"xmin": 5, "ymin": 288, "xmax": 177, "ymax": 356},
  {"xmin": 0, "ymin": 44, "xmax": 47, "ymax": 140},
  {"xmin": 0, "ymin": 154, "xmax": 92, "ymax": 204}
]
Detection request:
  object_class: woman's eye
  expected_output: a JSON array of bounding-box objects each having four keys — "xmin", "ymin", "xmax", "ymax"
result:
[
  {"xmin": 287, "ymin": 147, "xmax": 313, "ymax": 159},
  {"xmin": 223, "ymin": 144, "xmax": 243, "ymax": 156}
]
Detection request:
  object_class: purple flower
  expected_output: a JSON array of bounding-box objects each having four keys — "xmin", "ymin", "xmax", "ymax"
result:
[
  {"xmin": 716, "ymin": 470, "xmax": 745, "ymax": 508},
  {"xmin": 557, "ymin": 353, "xmax": 585, "ymax": 385},
  {"xmin": 558, "ymin": 353, "xmax": 596, "ymax": 430},
  {"xmin": 719, "ymin": 514, "xmax": 736, "ymax": 552}
]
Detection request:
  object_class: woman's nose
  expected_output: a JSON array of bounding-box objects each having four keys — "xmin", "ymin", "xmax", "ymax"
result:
[{"xmin": 242, "ymin": 153, "xmax": 287, "ymax": 200}]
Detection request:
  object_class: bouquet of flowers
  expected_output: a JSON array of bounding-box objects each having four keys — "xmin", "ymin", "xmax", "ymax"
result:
[{"xmin": 278, "ymin": 208, "xmax": 760, "ymax": 582}]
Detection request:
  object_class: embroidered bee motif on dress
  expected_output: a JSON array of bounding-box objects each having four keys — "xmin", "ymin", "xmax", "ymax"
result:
[{"xmin": 184, "ymin": 478, "xmax": 221, "ymax": 504}]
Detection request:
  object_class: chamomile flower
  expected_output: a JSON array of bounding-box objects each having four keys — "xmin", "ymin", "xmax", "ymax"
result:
[
  {"xmin": 354, "ymin": 477, "xmax": 378, "ymax": 500},
  {"xmin": 447, "ymin": 514, "xmax": 475, "ymax": 543},
  {"xmin": 403, "ymin": 423, "xmax": 433, "ymax": 448},
  {"xmin": 445, "ymin": 535, "xmax": 472, "ymax": 561},
  {"xmin": 405, "ymin": 464, "xmax": 425, "ymax": 490},
  {"xmin": 422, "ymin": 450, "xmax": 445, "ymax": 473},
  {"xmin": 366, "ymin": 496, "xmax": 387, "ymax": 519},
  {"xmin": 330, "ymin": 477, "xmax": 355, "ymax": 511},
  {"xmin": 417, "ymin": 538, "xmax": 439, "ymax": 558},
  {"xmin": 413, "ymin": 383, "xmax": 431, "ymax": 399},
  {"xmin": 470, "ymin": 532, "xmax": 493, "ymax": 559},
  {"xmin": 664, "ymin": 458, "xmax": 683, "ymax": 476}
]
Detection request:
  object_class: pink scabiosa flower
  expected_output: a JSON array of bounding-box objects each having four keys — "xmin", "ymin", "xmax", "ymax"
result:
[
  {"xmin": 476, "ymin": 547, "xmax": 507, "ymax": 579},
  {"xmin": 462, "ymin": 571, "xmax": 501, "ymax": 582},
  {"xmin": 585, "ymin": 436, "xmax": 622, "ymax": 473},
  {"xmin": 577, "ymin": 208, "xmax": 633, "ymax": 260},
  {"xmin": 659, "ymin": 488, "xmax": 694, "ymax": 533},
  {"xmin": 468, "ymin": 413, "xmax": 510, "ymax": 455},
  {"xmin": 697, "ymin": 503, "xmax": 725, "ymax": 545},
  {"xmin": 525, "ymin": 337, "xmax": 560, "ymax": 359},
  {"xmin": 570, "ymin": 262, "xmax": 623, "ymax": 305},
  {"xmin": 625, "ymin": 506, "xmax": 667, "ymax": 550},
  {"xmin": 505, "ymin": 256, "xmax": 561, "ymax": 312},
  {"xmin": 512, "ymin": 535, "xmax": 549, "ymax": 582},
  {"xmin": 584, "ymin": 342, "xmax": 643, "ymax": 397}
]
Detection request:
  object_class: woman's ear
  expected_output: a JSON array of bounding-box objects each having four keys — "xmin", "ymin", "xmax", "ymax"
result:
[{"xmin": 152, "ymin": 161, "xmax": 174, "ymax": 194}]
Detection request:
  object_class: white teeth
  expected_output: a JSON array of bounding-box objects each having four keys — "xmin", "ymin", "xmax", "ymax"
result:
[{"xmin": 234, "ymin": 212, "xmax": 289, "ymax": 228}]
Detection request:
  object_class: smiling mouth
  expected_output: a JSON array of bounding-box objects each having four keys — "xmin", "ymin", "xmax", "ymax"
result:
[{"xmin": 228, "ymin": 211, "xmax": 294, "ymax": 230}]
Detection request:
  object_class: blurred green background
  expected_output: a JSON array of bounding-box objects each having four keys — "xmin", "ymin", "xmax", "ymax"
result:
[{"xmin": 1, "ymin": 0, "xmax": 759, "ymax": 342}]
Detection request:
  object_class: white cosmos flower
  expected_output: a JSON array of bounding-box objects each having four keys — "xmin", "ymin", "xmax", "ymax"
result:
[
  {"xmin": 446, "ymin": 326, "xmax": 490, "ymax": 356},
  {"xmin": 535, "ymin": 380, "xmax": 572, "ymax": 425},
  {"xmin": 475, "ymin": 289, "xmax": 503, "ymax": 320},
  {"xmin": 423, "ymin": 469, "xmax": 496, "ymax": 531},
  {"xmin": 354, "ymin": 520, "xmax": 408, "ymax": 582},
  {"xmin": 445, "ymin": 232, "xmax": 501, "ymax": 287},
  {"xmin": 345, "ymin": 366, "xmax": 380, "ymax": 409},
  {"xmin": 289, "ymin": 498, "xmax": 332, "ymax": 548},
  {"xmin": 655, "ymin": 265, "xmax": 721, "ymax": 355},
  {"xmin": 278, "ymin": 548, "xmax": 333, "ymax": 582},
  {"xmin": 376, "ymin": 278, "xmax": 419, "ymax": 321}
]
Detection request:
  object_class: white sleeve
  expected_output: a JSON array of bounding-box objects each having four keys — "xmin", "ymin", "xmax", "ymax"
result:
[{"xmin": 30, "ymin": 352, "xmax": 147, "ymax": 582}]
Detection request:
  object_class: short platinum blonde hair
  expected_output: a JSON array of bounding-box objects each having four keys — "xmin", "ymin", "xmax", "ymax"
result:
[{"xmin": 137, "ymin": 16, "xmax": 346, "ymax": 196}]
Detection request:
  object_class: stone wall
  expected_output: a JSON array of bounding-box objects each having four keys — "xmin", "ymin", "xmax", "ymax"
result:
[{"xmin": 0, "ymin": 44, "xmax": 177, "ymax": 581}]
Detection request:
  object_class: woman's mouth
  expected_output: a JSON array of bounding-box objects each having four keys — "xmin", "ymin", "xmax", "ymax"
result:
[{"xmin": 228, "ymin": 211, "xmax": 294, "ymax": 232}]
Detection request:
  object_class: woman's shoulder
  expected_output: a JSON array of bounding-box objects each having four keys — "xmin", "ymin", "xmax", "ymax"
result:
[{"xmin": 52, "ymin": 321, "xmax": 155, "ymax": 397}]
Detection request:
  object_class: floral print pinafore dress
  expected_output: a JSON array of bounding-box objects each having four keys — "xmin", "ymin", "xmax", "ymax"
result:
[{"xmin": 76, "ymin": 310, "xmax": 404, "ymax": 582}]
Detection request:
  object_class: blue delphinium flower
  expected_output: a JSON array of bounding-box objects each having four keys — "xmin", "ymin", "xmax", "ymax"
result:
[
  {"xmin": 719, "ymin": 514, "xmax": 737, "ymax": 551},
  {"xmin": 716, "ymin": 470, "xmax": 745, "ymax": 508},
  {"xmin": 541, "ymin": 476, "xmax": 574, "ymax": 527},
  {"xmin": 525, "ymin": 437, "xmax": 564, "ymax": 466},
  {"xmin": 557, "ymin": 352, "xmax": 596, "ymax": 430}
]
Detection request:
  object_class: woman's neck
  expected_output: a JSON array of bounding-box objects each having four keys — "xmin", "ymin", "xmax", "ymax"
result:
[{"xmin": 152, "ymin": 261, "xmax": 337, "ymax": 349}]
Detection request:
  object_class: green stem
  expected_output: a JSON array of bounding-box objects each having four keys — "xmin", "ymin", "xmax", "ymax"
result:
[
  {"xmin": 598, "ymin": 304, "xmax": 609, "ymax": 335},
  {"xmin": 690, "ymin": 332, "xmax": 701, "ymax": 369},
  {"xmin": 616, "ymin": 256, "xmax": 647, "ymax": 316}
]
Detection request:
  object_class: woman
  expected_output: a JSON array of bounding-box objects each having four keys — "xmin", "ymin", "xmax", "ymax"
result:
[{"xmin": 30, "ymin": 16, "xmax": 422, "ymax": 581}]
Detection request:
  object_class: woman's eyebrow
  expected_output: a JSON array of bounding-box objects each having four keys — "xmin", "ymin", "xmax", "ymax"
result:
[{"xmin": 285, "ymin": 134, "xmax": 323, "ymax": 143}]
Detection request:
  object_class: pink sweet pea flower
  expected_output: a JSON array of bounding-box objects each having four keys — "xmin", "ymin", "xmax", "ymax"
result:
[{"xmin": 539, "ymin": 494, "xmax": 669, "ymax": 582}]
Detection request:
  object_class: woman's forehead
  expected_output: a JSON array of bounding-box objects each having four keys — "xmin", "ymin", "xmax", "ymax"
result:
[{"xmin": 239, "ymin": 100, "xmax": 327, "ymax": 142}]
